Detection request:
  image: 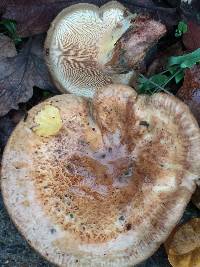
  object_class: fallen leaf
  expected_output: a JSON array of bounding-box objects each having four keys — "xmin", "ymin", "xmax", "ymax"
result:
[
  {"xmin": 2, "ymin": 0, "xmax": 178, "ymax": 37},
  {"xmin": 0, "ymin": 0, "xmax": 58, "ymax": 14},
  {"xmin": 0, "ymin": 34, "xmax": 17, "ymax": 58},
  {"xmin": 183, "ymin": 21, "xmax": 200, "ymax": 51},
  {"xmin": 33, "ymin": 104, "xmax": 62, "ymax": 137},
  {"xmin": 0, "ymin": 34, "xmax": 56, "ymax": 117},
  {"xmin": 165, "ymin": 218, "xmax": 200, "ymax": 267},
  {"xmin": 176, "ymin": 65, "xmax": 200, "ymax": 125}
]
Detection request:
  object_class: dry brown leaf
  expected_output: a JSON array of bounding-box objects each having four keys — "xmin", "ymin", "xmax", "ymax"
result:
[
  {"xmin": 165, "ymin": 218, "xmax": 200, "ymax": 267},
  {"xmin": 167, "ymin": 249, "xmax": 200, "ymax": 267},
  {"xmin": 3, "ymin": 1, "xmax": 83, "ymax": 37},
  {"xmin": 0, "ymin": 34, "xmax": 55, "ymax": 117},
  {"xmin": 183, "ymin": 21, "xmax": 200, "ymax": 51},
  {"xmin": 0, "ymin": 34, "xmax": 17, "ymax": 58},
  {"xmin": 0, "ymin": 0, "xmax": 59, "ymax": 14},
  {"xmin": 176, "ymin": 65, "xmax": 200, "ymax": 125},
  {"xmin": 2, "ymin": 0, "xmax": 178, "ymax": 37}
]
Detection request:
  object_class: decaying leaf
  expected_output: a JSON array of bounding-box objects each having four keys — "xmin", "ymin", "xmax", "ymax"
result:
[
  {"xmin": 0, "ymin": 34, "xmax": 55, "ymax": 117},
  {"xmin": 165, "ymin": 218, "xmax": 200, "ymax": 267},
  {"xmin": 176, "ymin": 65, "xmax": 200, "ymax": 125},
  {"xmin": 183, "ymin": 21, "xmax": 200, "ymax": 51},
  {"xmin": 33, "ymin": 104, "xmax": 62, "ymax": 137},
  {"xmin": 1, "ymin": 0, "xmax": 178, "ymax": 37},
  {"xmin": 0, "ymin": 34, "xmax": 17, "ymax": 58}
]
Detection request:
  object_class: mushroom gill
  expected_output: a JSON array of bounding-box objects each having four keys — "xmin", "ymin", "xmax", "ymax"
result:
[{"xmin": 45, "ymin": 1, "xmax": 166, "ymax": 97}]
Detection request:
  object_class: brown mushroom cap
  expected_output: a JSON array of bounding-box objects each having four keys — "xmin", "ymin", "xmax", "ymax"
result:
[
  {"xmin": 44, "ymin": 1, "xmax": 166, "ymax": 98},
  {"xmin": 2, "ymin": 84, "xmax": 200, "ymax": 267}
]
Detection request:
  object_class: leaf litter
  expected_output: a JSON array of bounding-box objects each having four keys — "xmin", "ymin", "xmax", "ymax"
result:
[{"xmin": 0, "ymin": 34, "xmax": 57, "ymax": 116}]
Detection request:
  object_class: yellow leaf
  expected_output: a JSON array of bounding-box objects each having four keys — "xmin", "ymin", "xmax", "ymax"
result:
[
  {"xmin": 168, "ymin": 252, "xmax": 192, "ymax": 267},
  {"xmin": 165, "ymin": 218, "xmax": 200, "ymax": 267},
  {"xmin": 33, "ymin": 104, "xmax": 62, "ymax": 137}
]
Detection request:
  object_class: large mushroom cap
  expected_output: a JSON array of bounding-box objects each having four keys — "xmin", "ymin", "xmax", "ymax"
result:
[
  {"xmin": 2, "ymin": 84, "xmax": 200, "ymax": 267},
  {"xmin": 44, "ymin": 1, "xmax": 166, "ymax": 98}
]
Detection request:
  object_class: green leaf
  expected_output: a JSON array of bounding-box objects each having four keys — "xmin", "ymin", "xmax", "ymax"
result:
[
  {"xmin": 178, "ymin": 21, "xmax": 188, "ymax": 34},
  {"xmin": 42, "ymin": 91, "xmax": 53, "ymax": 98},
  {"xmin": 175, "ymin": 21, "xmax": 188, "ymax": 37},
  {"xmin": 180, "ymin": 59, "xmax": 199, "ymax": 68},
  {"xmin": 150, "ymin": 74, "xmax": 169, "ymax": 86},
  {"xmin": 0, "ymin": 19, "xmax": 16, "ymax": 33},
  {"xmin": 168, "ymin": 48, "xmax": 200, "ymax": 69},
  {"xmin": 175, "ymin": 70, "xmax": 184, "ymax": 84},
  {"xmin": 138, "ymin": 74, "xmax": 169, "ymax": 94},
  {"xmin": 0, "ymin": 19, "xmax": 22, "ymax": 45},
  {"xmin": 138, "ymin": 47, "xmax": 200, "ymax": 95},
  {"xmin": 168, "ymin": 65, "xmax": 179, "ymax": 75},
  {"xmin": 175, "ymin": 30, "xmax": 182, "ymax": 37}
]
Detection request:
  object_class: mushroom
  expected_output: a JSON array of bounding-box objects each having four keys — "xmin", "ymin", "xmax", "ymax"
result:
[
  {"xmin": 45, "ymin": 1, "xmax": 166, "ymax": 97},
  {"xmin": 2, "ymin": 84, "xmax": 200, "ymax": 266}
]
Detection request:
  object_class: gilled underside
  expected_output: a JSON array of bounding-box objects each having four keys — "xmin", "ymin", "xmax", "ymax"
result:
[
  {"xmin": 45, "ymin": 1, "xmax": 166, "ymax": 98},
  {"xmin": 2, "ymin": 85, "xmax": 200, "ymax": 267}
]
